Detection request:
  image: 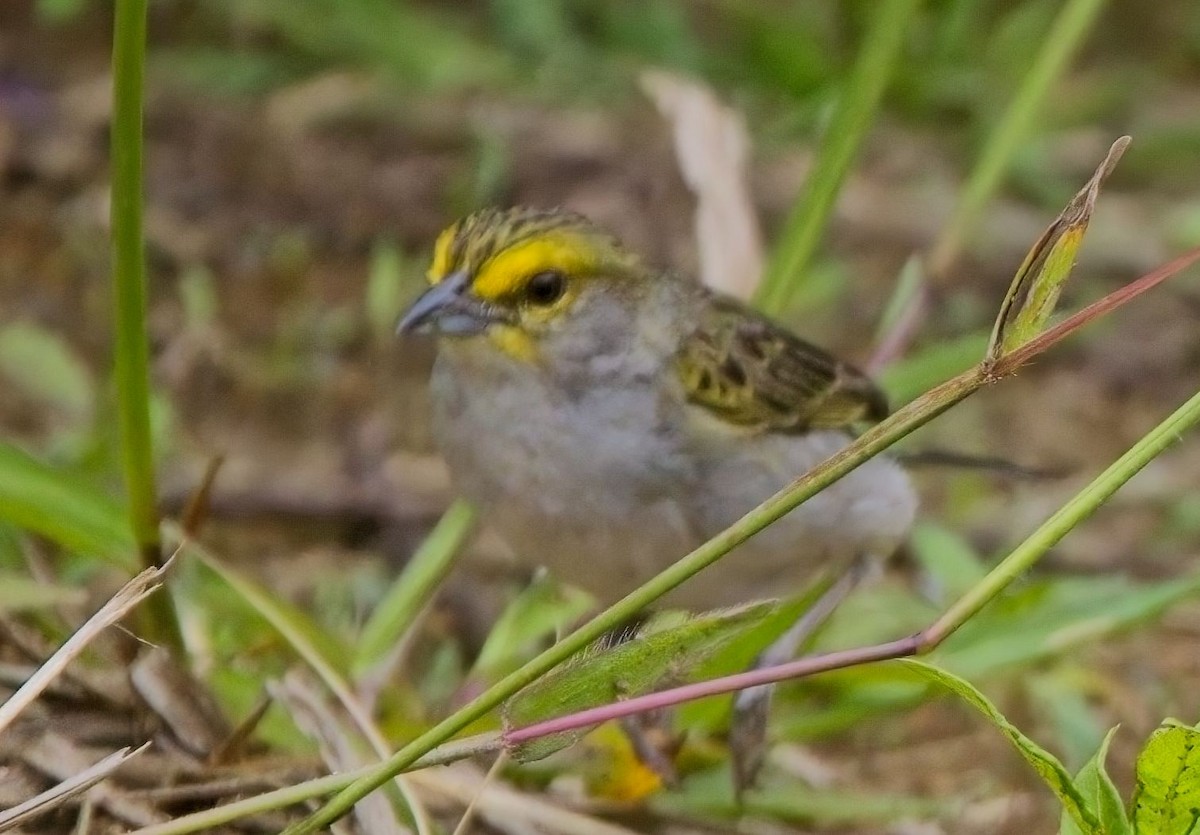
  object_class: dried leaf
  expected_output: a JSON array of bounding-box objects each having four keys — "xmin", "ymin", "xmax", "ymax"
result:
[
  {"xmin": 0, "ymin": 743, "xmax": 150, "ymax": 832},
  {"xmin": 642, "ymin": 69, "xmax": 764, "ymax": 299}
]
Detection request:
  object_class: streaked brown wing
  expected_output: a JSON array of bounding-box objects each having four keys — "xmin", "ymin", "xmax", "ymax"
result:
[{"xmin": 675, "ymin": 295, "xmax": 888, "ymax": 432}]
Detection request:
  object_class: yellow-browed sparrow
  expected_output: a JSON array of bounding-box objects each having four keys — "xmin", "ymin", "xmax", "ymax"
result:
[{"xmin": 399, "ymin": 206, "xmax": 917, "ymax": 612}]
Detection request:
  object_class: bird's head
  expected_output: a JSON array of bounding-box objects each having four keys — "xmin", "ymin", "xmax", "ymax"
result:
[{"xmin": 398, "ymin": 207, "xmax": 650, "ymax": 363}]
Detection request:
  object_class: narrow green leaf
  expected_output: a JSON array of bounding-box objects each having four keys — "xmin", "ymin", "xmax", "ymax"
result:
[
  {"xmin": 0, "ymin": 572, "xmax": 86, "ymax": 612},
  {"xmin": 940, "ymin": 574, "xmax": 1200, "ymax": 680},
  {"xmin": 1061, "ymin": 726, "xmax": 1130, "ymax": 835},
  {"xmin": 354, "ymin": 500, "xmax": 476, "ymax": 676},
  {"xmin": 755, "ymin": 0, "xmax": 924, "ymax": 314},
  {"xmin": 1132, "ymin": 724, "xmax": 1200, "ymax": 835},
  {"xmin": 929, "ymin": 0, "xmax": 1109, "ymax": 275},
  {"xmin": 190, "ymin": 543, "xmax": 353, "ymax": 683},
  {"xmin": 0, "ymin": 323, "xmax": 94, "ymax": 421},
  {"xmin": 503, "ymin": 601, "xmax": 775, "ymax": 762},
  {"xmin": 679, "ymin": 576, "xmax": 835, "ymax": 731},
  {"xmin": 909, "ymin": 522, "xmax": 988, "ymax": 600},
  {"xmin": 899, "ymin": 659, "xmax": 1098, "ymax": 833},
  {"xmin": 0, "ymin": 442, "xmax": 135, "ymax": 568},
  {"xmin": 111, "ymin": 0, "xmax": 160, "ymax": 558}
]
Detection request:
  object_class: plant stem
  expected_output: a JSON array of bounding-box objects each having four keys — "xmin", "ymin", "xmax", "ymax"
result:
[
  {"xmin": 754, "ymin": 0, "xmax": 923, "ymax": 315},
  {"xmin": 924, "ymin": 385, "xmax": 1200, "ymax": 646},
  {"xmin": 127, "ymin": 733, "xmax": 501, "ymax": 835},
  {"xmin": 111, "ymin": 0, "xmax": 180, "ymax": 649}
]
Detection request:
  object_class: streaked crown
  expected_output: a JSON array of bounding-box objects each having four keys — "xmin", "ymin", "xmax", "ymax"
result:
[{"xmin": 426, "ymin": 206, "xmax": 639, "ymax": 303}]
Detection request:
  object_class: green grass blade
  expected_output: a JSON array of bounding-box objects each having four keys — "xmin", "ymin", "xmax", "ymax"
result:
[
  {"xmin": 353, "ymin": 500, "xmax": 477, "ymax": 676},
  {"xmin": 929, "ymin": 0, "xmax": 1109, "ymax": 276},
  {"xmin": 0, "ymin": 443, "xmax": 135, "ymax": 569},
  {"xmin": 754, "ymin": 0, "xmax": 924, "ymax": 315},
  {"xmin": 111, "ymin": 0, "xmax": 159, "ymax": 564},
  {"xmin": 190, "ymin": 542, "xmax": 353, "ymax": 683}
]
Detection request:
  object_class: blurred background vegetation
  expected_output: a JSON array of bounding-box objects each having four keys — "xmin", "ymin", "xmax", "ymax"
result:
[{"xmin": 2, "ymin": 1, "xmax": 1200, "ymax": 832}]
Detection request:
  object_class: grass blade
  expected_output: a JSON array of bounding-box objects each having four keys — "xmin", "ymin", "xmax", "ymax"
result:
[
  {"xmin": 928, "ymin": 0, "xmax": 1109, "ymax": 277},
  {"xmin": 111, "ymin": 0, "xmax": 158, "ymax": 562},
  {"xmin": 0, "ymin": 442, "xmax": 135, "ymax": 569},
  {"xmin": 354, "ymin": 500, "xmax": 476, "ymax": 677},
  {"xmin": 754, "ymin": 0, "xmax": 924, "ymax": 315}
]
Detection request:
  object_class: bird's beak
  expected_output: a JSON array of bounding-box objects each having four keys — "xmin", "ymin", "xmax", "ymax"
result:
[{"xmin": 397, "ymin": 270, "xmax": 500, "ymax": 336}]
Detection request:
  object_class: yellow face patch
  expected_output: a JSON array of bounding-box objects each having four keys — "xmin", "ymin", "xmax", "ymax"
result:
[
  {"xmin": 470, "ymin": 234, "xmax": 599, "ymax": 302},
  {"xmin": 487, "ymin": 324, "xmax": 538, "ymax": 362}
]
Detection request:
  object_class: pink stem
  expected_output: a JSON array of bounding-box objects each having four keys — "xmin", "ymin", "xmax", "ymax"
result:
[{"xmin": 503, "ymin": 635, "xmax": 923, "ymax": 747}]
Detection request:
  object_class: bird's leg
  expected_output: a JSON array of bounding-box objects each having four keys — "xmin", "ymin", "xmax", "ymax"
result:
[
  {"xmin": 601, "ymin": 614, "xmax": 685, "ymax": 787},
  {"xmin": 730, "ymin": 555, "xmax": 878, "ymax": 796}
]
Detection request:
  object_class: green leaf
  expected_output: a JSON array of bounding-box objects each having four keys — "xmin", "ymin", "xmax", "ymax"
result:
[
  {"xmin": 471, "ymin": 572, "xmax": 595, "ymax": 682},
  {"xmin": 191, "ymin": 543, "xmax": 353, "ymax": 683},
  {"xmin": 909, "ymin": 522, "xmax": 988, "ymax": 600},
  {"xmin": 0, "ymin": 442, "xmax": 135, "ymax": 568},
  {"xmin": 678, "ymin": 576, "xmax": 836, "ymax": 732},
  {"xmin": 1132, "ymin": 724, "xmax": 1200, "ymax": 835},
  {"xmin": 0, "ymin": 572, "xmax": 86, "ymax": 612},
  {"xmin": 1061, "ymin": 726, "xmax": 1130, "ymax": 835},
  {"xmin": 0, "ymin": 323, "xmax": 94, "ymax": 422},
  {"xmin": 899, "ymin": 659, "xmax": 1098, "ymax": 833},
  {"xmin": 754, "ymin": 0, "xmax": 922, "ymax": 315},
  {"xmin": 503, "ymin": 601, "xmax": 776, "ymax": 762},
  {"xmin": 355, "ymin": 500, "xmax": 476, "ymax": 676}
]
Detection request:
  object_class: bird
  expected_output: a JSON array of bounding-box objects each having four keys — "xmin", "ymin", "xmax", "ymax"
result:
[
  {"xmin": 399, "ymin": 205, "xmax": 916, "ymax": 610},
  {"xmin": 397, "ymin": 205, "xmax": 918, "ymax": 788}
]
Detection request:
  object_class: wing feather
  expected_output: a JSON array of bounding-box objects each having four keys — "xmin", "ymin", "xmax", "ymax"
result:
[{"xmin": 676, "ymin": 296, "xmax": 887, "ymax": 432}]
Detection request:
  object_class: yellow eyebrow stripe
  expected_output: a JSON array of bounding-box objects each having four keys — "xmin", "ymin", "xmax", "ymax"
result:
[
  {"xmin": 427, "ymin": 223, "xmax": 459, "ymax": 283},
  {"xmin": 471, "ymin": 234, "xmax": 598, "ymax": 301}
]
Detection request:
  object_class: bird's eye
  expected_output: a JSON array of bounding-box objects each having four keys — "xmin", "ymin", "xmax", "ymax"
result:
[{"xmin": 525, "ymin": 270, "xmax": 566, "ymax": 306}]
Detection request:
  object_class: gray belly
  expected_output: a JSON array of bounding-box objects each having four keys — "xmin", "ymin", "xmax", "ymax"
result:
[{"xmin": 430, "ymin": 357, "xmax": 917, "ymax": 610}]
